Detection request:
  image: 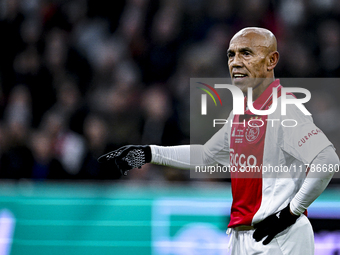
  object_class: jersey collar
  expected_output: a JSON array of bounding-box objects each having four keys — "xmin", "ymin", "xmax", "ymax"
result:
[{"xmin": 244, "ymin": 79, "xmax": 282, "ymax": 115}]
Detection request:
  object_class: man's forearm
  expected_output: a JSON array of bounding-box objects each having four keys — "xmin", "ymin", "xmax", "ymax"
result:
[{"xmin": 150, "ymin": 145, "xmax": 217, "ymax": 169}]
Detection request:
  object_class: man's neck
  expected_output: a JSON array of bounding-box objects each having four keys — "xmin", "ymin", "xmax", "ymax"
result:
[{"xmin": 252, "ymin": 77, "xmax": 275, "ymax": 101}]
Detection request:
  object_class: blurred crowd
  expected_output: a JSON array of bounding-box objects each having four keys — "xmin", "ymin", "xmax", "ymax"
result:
[{"xmin": 0, "ymin": 0, "xmax": 340, "ymax": 182}]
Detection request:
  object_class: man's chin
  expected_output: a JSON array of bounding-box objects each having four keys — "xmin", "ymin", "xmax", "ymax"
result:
[{"xmin": 232, "ymin": 78, "xmax": 251, "ymax": 92}]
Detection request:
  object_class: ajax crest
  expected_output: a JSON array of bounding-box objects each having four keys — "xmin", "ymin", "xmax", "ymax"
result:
[
  {"xmin": 244, "ymin": 117, "xmax": 265, "ymax": 144},
  {"xmin": 245, "ymin": 125, "xmax": 260, "ymax": 143}
]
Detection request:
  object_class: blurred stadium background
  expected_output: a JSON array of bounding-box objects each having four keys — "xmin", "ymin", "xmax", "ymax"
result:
[{"xmin": 0, "ymin": 0, "xmax": 340, "ymax": 254}]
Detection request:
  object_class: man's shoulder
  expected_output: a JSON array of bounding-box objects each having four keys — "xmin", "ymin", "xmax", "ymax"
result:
[{"xmin": 276, "ymin": 95, "xmax": 313, "ymax": 122}]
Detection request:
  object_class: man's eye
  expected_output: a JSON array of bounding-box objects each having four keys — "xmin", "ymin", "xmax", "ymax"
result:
[
  {"xmin": 227, "ymin": 52, "xmax": 234, "ymax": 58},
  {"xmin": 244, "ymin": 51, "xmax": 251, "ymax": 56}
]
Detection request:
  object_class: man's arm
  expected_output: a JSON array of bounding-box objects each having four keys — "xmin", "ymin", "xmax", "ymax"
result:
[
  {"xmin": 253, "ymin": 145, "xmax": 339, "ymax": 245},
  {"xmin": 150, "ymin": 121, "xmax": 231, "ymax": 169},
  {"xmin": 97, "ymin": 144, "xmax": 221, "ymax": 175},
  {"xmin": 150, "ymin": 145, "xmax": 215, "ymax": 169},
  {"xmin": 98, "ymin": 121, "xmax": 231, "ymax": 174},
  {"xmin": 290, "ymin": 145, "xmax": 339, "ymax": 215}
]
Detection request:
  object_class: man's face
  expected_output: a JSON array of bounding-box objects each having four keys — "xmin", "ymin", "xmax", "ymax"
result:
[{"xmin": 227, "ymin": 32, "xmax": 270, "ymax": 93}]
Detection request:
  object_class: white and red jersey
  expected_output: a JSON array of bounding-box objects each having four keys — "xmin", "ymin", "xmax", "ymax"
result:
[{"xmin": 203, "ymin": 79, "xmax": 332, "ymax": 227}]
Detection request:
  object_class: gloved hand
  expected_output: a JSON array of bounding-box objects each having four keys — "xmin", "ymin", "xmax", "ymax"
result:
[
  {"xmin": 253, "ymin": 203, "xmax": 300, "ymax": 245},
  {"xmin": 97, "ymin": 145, "xmax": 152, "ymax": 176}
]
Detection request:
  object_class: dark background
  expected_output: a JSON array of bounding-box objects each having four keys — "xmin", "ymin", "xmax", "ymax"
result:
[{"xmin": 1, "ymin": 0, "xmax": 340, "ymax": 183}]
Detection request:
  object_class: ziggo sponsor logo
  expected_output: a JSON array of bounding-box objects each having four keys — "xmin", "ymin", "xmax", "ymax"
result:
[{"xmin": 229, "ymin": 148, "xmax": 260, "ymax": 172}]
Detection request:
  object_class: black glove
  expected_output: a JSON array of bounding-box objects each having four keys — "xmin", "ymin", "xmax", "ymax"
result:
[
  {"xmin": 253, "ymin": 204, "xmax": 300, "ymax": 245},
  {"xmin": 97, "ymin": 145, "xmax": 151, "ymax": 176}
]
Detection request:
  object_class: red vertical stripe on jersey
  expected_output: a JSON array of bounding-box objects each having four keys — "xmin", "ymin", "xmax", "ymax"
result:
[
  {"xmin": 228, "ymin": 114, "xmax": 268, "ymax": 227},
  {"xmin": 227, "ymin": 80, "xmax": 307, "ymax": 227}
]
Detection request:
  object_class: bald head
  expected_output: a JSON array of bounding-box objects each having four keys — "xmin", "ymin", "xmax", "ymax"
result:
[
  {"xmin": 230, "ymin": 27, "xmax": 277, "ymax": 54},
  {"xmin": 227, "ymin": 27, "xmax": 279, "ymax": 99}
]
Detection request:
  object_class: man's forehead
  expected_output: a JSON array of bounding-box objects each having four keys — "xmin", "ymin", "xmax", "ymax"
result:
[{"xmin": 229, "ymin": 32, "xmax": 271, "ymax": 49}]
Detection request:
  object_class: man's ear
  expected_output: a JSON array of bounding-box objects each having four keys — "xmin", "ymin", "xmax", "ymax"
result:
[{"xmin": 267, "ymin": 51, "xmax": 279, "ymax": 71}]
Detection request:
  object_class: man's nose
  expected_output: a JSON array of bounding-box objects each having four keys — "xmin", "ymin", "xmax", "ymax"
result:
[{"xmin": 230, "ymin": 53, "xmax": 243, "ymax": 68}]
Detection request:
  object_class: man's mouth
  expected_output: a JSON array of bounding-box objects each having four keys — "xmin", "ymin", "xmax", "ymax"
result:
[{"xmin": 233, "ymin": 73, "xmax": 248, "ymax": 80}]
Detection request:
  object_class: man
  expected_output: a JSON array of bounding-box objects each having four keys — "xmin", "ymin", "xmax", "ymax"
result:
[{"xmin": 98, "ymin": 27, "xmax": 339, "ymax": 254}]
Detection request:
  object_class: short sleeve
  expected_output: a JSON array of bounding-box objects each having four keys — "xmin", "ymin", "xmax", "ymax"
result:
[{"xmin": 281, "ymin": 104, "xmax": 333, "ymax": 164}]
